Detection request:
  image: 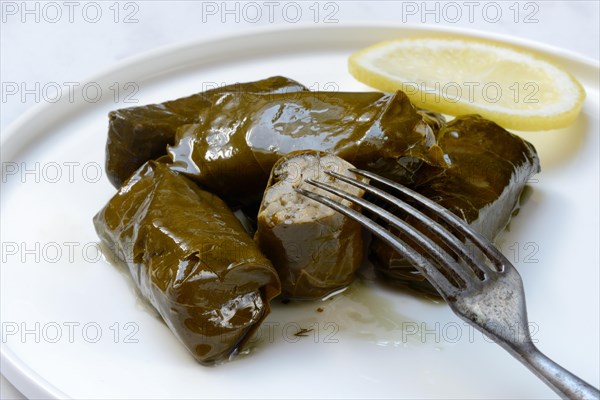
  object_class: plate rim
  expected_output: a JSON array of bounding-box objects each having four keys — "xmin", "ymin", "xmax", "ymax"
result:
[
  {"xmin": 1, "ymin": 22, "xmax": 598, "ymax": 400},
  {"xmin": 2, "ymin": 22, "xmax": 599, "ymax": 153}
]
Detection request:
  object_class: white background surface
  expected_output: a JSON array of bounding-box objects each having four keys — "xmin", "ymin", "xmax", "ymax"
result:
[{"xmin": 1, "ymin": 1, "xmax": 599, "ymax": 399}]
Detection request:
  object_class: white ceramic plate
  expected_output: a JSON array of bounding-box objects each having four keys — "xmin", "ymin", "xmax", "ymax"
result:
[{"xmin": 1, "ymin": 24, "xmax": 599, "ymax": 399}]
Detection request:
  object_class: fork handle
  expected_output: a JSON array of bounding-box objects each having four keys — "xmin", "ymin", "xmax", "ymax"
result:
[{"xmin": 515, "ymin": 343, "xmax": 599, "ymax": 399}]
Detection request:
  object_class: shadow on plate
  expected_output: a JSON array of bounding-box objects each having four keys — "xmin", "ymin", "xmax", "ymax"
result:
[{"xmin": 515, "ymin": 112, "xmax": 589, "ymax": 171}]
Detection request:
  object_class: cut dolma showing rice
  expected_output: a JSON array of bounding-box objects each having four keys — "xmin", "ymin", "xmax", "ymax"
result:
[
  {"xmin": 370, "ymin": 115, "xmax": 541, "ymax": 296},
  {"xmin": 168, "ymin": 90, "xmax": 446, "ymax": 207},
  {"xmin": 93, "ymin": 161, "xmax": 281, "ymax": 364},
  {"xmin": 255, "ymin": 151, "xmax": 367, "ymax": 300},
  {"xmin": 106, "ymin": 76, "xmax": 307, "ymax": 187}
]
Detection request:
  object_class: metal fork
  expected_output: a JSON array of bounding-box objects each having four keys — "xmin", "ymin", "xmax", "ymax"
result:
[{"xmin": 296, "ymin": 168, "xmax": 600, "ymax": 400}]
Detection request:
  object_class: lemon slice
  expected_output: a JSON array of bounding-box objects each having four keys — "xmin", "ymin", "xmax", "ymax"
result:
[{"xmin": 349, "ymin": 37, "xmax": 585, "ymax": 131}]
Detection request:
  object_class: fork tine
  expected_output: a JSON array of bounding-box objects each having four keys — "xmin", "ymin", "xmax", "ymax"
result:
[
  {"xmin": 295, "ymin": 187, "xmax": 459, "ymax": 297},
  {"xmin": 324, "ymin": 171, "xmax": 489, "ymax": 279},
  {"xmin": 305, "ymin": 178, "xmax": 480, "ymax": 287},
  {"xmin": 348, "ymin": 168, "xmax": 511, "ymax": 272}
]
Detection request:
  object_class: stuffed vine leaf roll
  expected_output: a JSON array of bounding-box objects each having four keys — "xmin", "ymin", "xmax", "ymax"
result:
[
  {"xmin": 255, "ymin": 150, "xmax": 367, "ymax": 300},
  {"xmin": 371, "ymin": 115, "xmax": 540, "ymax": 296},
  {"xmin": 106, "ymin": 76, "xmax": 307, "ymax": 187},
  {"xmin": 94, "ymin": 161, "xmax": 281, "ymax": 364},
  {"xmin": 167, "ymin": 90, "xmax": 446, "ymax": 206}
]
